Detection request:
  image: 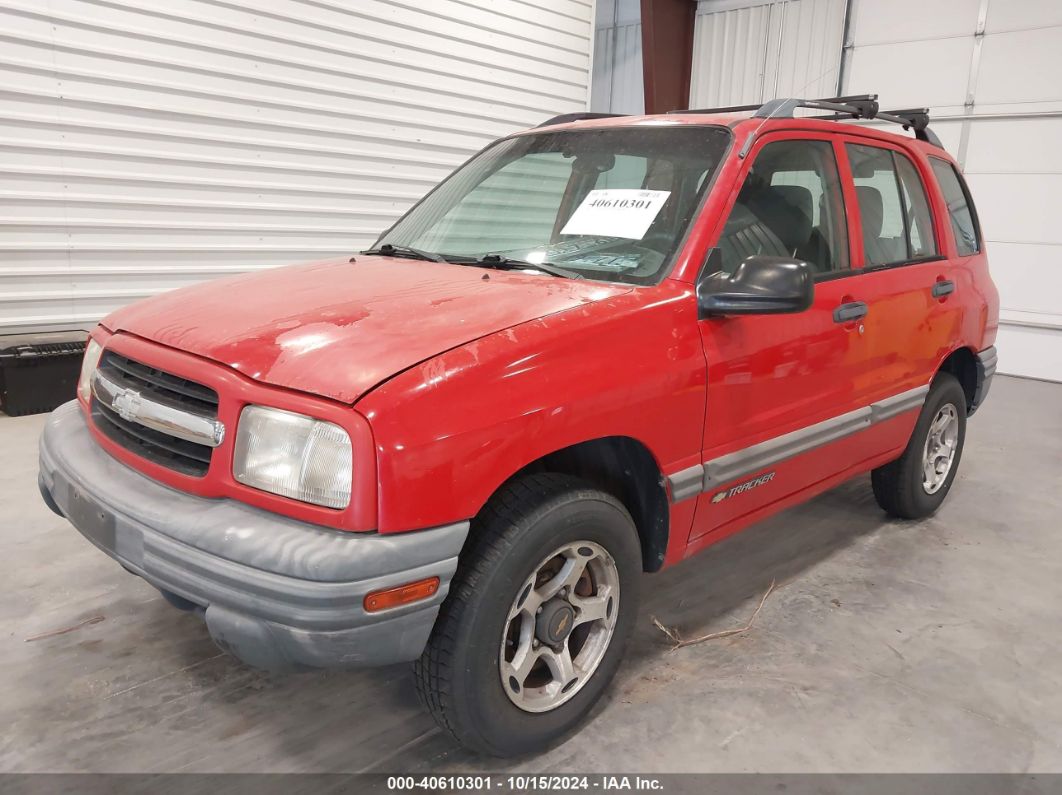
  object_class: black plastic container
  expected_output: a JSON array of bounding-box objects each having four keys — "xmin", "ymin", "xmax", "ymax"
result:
[{"xmin": 0, "ymin": 331, "xmax": 88, "ymax": 417}]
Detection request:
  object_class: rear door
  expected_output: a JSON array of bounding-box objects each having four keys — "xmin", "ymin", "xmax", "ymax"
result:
[{"xmin": 839, "ymin": 136, "xmax": 961, "ymax": 406}]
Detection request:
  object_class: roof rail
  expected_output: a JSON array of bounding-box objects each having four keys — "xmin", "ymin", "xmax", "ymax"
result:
[
  {"xmin": 879, "ymin": 108, "xmax": 943, "ymax": 147},
  {"xmin": 672, "ymin": 94, "xmax": 879, "ymax": 118},
  {"xmin": 537, "ymin": 112, "xmax": 626, "ymax": 128},
  {"xmin": 754, "ymin": 94, "xmax": 881, "ymax": 119},
  {"xmin": 672, "ymin": 93, "xmax": 943, "ymax": 148}
]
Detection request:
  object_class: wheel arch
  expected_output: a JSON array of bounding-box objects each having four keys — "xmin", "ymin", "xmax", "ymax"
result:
[
  {"xmin": 474, "ymin": 436, "xmax": 670, "ymax": 573},
  {"xmin": 937, "ymin": 346, "xmax": 978, "ymax": 415}
]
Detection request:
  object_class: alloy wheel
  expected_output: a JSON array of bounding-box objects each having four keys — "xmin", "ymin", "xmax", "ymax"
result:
[
  {"xmin": 922, "ymin": 402, "xmax": 959, "ymax": 494},
  {"xmin": 499, "ymin": 541, "xmax": 620, "ymax": 713}
]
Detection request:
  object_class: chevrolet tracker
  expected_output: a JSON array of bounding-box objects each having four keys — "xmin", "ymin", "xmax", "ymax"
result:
[{"xmin": 39, "ymin": 94, "xmax": 998, "ymax": 756}]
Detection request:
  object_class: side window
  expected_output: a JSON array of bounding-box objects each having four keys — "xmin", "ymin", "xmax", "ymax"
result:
[
  {"xmin": 848, "ymin": 144, "xmax": 939, "ymax": 266},
  {"xmin": 717, "ymin": 139, "xmax": 848, "ymax": 275},
  {"xmin": 895, "ymin": 155, "xmax": 937, "ymax": 258},
  {"xmin": 929, "ymin": 158, "xmax": 981, "ymax": 256}
]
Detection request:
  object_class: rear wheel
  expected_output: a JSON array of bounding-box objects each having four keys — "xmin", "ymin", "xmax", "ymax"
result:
[
  {"xmin": 872, "ymin": 372, "xmax": 967, "ymax": 519},
  {"xmin": 413, "ymin": 473, "xmax": 641, "ymax": 756}
]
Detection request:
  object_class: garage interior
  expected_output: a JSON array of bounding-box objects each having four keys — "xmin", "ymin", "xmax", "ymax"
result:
[
  {"xmin": 3, "ymin": 0, "xmax": 1061, "ymax": 776},
  {"xmin": 6, "ymin": 377, "xmax": 1061, "ymax": 772}
]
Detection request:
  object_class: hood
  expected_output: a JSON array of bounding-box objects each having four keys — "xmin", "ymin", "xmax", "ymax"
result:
[{"xmin": 104, "ymin": 256, "xmax": 630, "ymax": 404}]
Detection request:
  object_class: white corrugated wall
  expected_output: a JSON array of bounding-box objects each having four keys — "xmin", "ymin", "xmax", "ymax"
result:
[
  {"xmin": 690, "ymin": 0, "xmax": 1062, "ymax": 382},
  {"xmin": 0, "ymin": 0, "xmax": 594, "ymax": 334},
  {"xmin": 843, "ymin": 0, "xmax": 1062, "ymax": 381},
  {"xmin": 590, "ymin": 0, "xmax": 643, "ymax": 114},
  {"xmin": 690, "ymin": 0, "xmax": 847, "ymax": 108}
]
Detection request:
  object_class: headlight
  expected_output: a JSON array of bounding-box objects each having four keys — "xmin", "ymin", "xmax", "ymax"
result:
[
  {"xmin": 233, "ymin": 406, "xmax": 352, "ymax": 509},
  {"xmin": 77, "ymin": 337, "xmax": 104, "ymax": 403}
]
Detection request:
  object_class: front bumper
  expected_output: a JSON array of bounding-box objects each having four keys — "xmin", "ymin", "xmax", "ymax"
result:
[{"xmin": 39, "ymin": 401, "xmax": 468, "ymax": 672}]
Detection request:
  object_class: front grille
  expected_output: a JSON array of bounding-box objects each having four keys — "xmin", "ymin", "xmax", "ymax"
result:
[{"xmin": 91, "ymin": 351, "xmax": 220, "ymax": 477}]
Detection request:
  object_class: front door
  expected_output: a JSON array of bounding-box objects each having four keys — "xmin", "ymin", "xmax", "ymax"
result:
[{"xmin": 690, "ymin": 132, "xmax": 873, "ymax": 541}]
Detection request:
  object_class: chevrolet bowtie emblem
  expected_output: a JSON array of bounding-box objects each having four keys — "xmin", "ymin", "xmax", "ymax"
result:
[{"xmin": 111, "ymin": 388, "xmax": 143, "ymax": 423}]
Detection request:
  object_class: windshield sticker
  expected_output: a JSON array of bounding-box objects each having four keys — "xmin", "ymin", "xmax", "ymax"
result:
[
  {"xmin": 539, "ymin": 237, "xmax": 618, "ymax": 257},
  {"xmin": 570, "ymin": 254, "xmax": 641, "ymax": 270},
  {"xmin": 560, "ymin": 189, "xmax": 671, "ymax": 240}
]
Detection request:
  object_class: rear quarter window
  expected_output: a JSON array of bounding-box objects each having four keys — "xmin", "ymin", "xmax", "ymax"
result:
[{"xmin": 929, "ymin": 158, "xmax": 981, "ymax": 256}]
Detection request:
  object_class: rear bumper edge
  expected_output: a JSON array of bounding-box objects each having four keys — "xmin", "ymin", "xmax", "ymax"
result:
[{"xmin": 970, "ymin": 345, "xmax": 997, "ymax": 416}]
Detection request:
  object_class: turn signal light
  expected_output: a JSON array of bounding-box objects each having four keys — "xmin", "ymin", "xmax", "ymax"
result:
[{"xmin": 363, "ymin": 577, "xmax": 440, "ymax": 613}]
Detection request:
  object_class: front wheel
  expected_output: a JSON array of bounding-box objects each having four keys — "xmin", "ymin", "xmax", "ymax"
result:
[
  {"xmin": 871, "ymin": 372, "xmax": 967, "ymax": 519},
  {"xmin": 413, "ymin": 474, "xmax": 642, "ymax": 756}
]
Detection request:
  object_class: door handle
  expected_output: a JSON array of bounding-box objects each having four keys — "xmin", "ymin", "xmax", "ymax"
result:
[
  {"xmin": 833, "ymin": 301, "xmax": 868, "ymax": 323},
  {"xmin": 932, "ymin": 280, "xmax": 955, "ymax": 298}
]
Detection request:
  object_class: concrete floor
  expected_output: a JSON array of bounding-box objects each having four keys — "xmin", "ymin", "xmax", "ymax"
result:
[{"xmin": 2, "ymin": 374, "xmax": 1060, "ymax": 773}]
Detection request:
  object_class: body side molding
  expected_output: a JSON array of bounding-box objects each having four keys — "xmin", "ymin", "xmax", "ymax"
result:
[
  {"xmin": 667, "ymin": 464, "xmax": 705, "ymax": 502},
  {"xmin": 666, "ymin": 385, "xmax": 930, "ymax": 503}
]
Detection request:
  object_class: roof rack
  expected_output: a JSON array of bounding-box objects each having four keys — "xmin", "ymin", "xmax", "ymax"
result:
[
  {"xmin": 537, "ymin": 112, "xmax": 626, "ymax": 128},
  {"xmin": 672, "ymin": 94, "xmax": 943, "ymax": 148},
  {"xmin": 672, "ymin": 94, "xmax": 878, "ymax": 118}
]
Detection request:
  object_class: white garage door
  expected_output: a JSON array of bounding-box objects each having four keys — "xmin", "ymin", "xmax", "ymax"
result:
[
  {"xmin": 690, "ymin": 0, "xmax": 1062, "ymax": 382},
  {"xmin": 0, "ymin": 0, "xmax": 594, "ymax": 334},
  {"xmin": 690, "ymin": 0, "xmax": 847, "ymax": 109},
  {"xmin": 843, "ymin": 0, "xmax": 1062, "ymax": 382}
]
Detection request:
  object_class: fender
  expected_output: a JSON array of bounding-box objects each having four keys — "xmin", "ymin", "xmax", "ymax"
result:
[{"xmin": 354, "ymin": 280, "xmax": 708, "ymax": 536}]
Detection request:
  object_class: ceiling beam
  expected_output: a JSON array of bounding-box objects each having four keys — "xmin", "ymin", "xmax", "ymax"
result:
[{"xmin": 640, "ymin": 0, "xmax": 696, "ymax": 114}]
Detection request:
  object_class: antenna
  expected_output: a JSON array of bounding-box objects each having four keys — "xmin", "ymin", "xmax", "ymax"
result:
[
  {"xmin": 737, "ymin": 98, "xmax": 792, "ymax": 159},
  {"xmin": 736, "ymin": 95, "xmax": 881, "ymax": 158}
]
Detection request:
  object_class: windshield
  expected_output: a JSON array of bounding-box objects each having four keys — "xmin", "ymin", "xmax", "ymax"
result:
[{"xmin": 374, "ymin": 125, "xmax": 732, "ymax": 285}]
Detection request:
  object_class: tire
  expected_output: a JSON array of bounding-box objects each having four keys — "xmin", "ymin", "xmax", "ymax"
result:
[
  {"xmin": 871, "ymin": 372, "xmax": 967, "ymax": 519},
  {"xmin": 413, "ymin": 473, "xmax": 642, "ymax": 757}
]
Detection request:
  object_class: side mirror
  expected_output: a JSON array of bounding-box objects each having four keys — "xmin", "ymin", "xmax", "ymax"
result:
[{"xmin": 697, "ymin": 251, "xmax": 814, "ymax": 318}]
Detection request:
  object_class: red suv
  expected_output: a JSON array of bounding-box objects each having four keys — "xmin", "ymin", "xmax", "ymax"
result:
[{"xmin": 39, "ymin": 94, "xmax": 998, "ymax": 756}]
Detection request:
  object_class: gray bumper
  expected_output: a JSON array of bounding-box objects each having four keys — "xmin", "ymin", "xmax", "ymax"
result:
[
  {"xmin": 38, "ymin": 401, "xmax": 468, "ymax": 672},
  {"xmin": 970, "ymin": 345, "xmax": 997, "ymax": 415}
]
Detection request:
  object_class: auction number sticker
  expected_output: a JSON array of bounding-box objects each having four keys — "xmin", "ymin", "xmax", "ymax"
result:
[{"xmin": 560, "ymin": 189, "xmax": 671, "ymax": 240}]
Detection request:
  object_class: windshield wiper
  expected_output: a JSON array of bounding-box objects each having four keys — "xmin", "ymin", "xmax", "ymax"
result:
[
  {"xmin": 466, "ymin": 253, "xmax": 583, "ymax": 280},
  {"xmin": 362, "ymin": 243, "xmax": 446, "ymax": 263}
]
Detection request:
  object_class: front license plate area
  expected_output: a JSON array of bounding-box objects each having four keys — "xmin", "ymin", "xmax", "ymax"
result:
[{"xmin": 57, "ymin": 473, "xmax": 117, "ymax": 551}]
